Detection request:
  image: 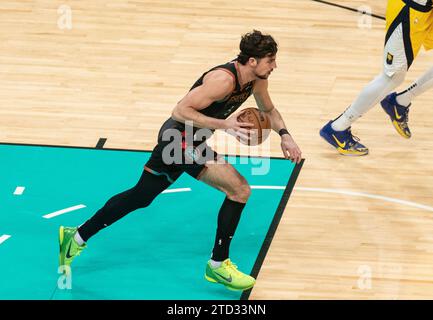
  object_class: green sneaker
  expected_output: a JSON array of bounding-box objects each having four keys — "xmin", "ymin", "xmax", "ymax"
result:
[
  {"xmin": 205, "ymin": 259, "xmax": 256, "ymax": 291},
  {"xmin": 59, "ymin": 226, "xmax": 86, "ymax": 274}
]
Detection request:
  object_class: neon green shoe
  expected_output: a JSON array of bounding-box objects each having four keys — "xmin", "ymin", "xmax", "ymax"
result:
[
  {"xmin": 59, "ymin": 226, "xmax": 86, "ymax": 274},
  {"xmin": 205, "ymin": 259, "xmax": 256, "ymax": 291}
]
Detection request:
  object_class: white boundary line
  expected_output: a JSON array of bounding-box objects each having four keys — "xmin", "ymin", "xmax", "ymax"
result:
[
  {"xmin": 39, "ymin": 186, "xmax": 432, "ymax": 219},
  {"xmin": 251, "ymin": 186, "xmax": 285, "ymax": 190},
  {"xmin": 0, "ymin": 235, "xmax": 11, "ymax": 245},
  {"xmin": 41, "ymin": 188, "xmax": 191, "ymax": 219},
  {"xmin": 162, "ymin": 188, "xmax": 191, "ymax": 194},
  {"xmin": 43, "ymin": 205, "xmax": 87, "ymax": 219},
  {"xmin": 13, "ymin": 187, "xmax": 25, "ymax": 195},
  {"xmin": 250, "ymin": 185, "xmax": 433, "ymax": 212}
]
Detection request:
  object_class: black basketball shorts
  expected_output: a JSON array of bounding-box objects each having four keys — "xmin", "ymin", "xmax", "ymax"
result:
[{"xmin": 144, "ymin": 130, "xmax": 219, "ymax": 183}]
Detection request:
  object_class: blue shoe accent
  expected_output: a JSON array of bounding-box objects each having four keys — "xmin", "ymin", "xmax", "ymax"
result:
[
  {"xmin": 319, "ymin": 121, "xmax": 369, "ymax": 156},
  {"xmin": 380, "ymin": 92, "xmax": 411, "ymax": 138}
]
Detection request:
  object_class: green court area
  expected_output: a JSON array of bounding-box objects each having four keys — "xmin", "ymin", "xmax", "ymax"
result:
[{"xmin": 0, "ymin": 143, "xmax": 301, "ymax": 300}]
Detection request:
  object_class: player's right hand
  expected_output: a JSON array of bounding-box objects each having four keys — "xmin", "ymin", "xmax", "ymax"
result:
[{"xmin": 223, "ymin": 116, "xmax": 254, "ymax": 141}]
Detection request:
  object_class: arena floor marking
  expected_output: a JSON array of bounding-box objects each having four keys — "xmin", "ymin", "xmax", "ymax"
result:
[
  {"xmin": 42, "ymin": 205, "xmax": 88, "ymax": 219},
  {"xmin": 0, "ymin": 142, "xmax": 302, "ymax": 300},
  {"xmin": 0, "ymin": 235, "xmax": 12, "ymax": 245},
  {"xmin": 295, "ymin": 187, "xmax": 433, "ymax": 212}
]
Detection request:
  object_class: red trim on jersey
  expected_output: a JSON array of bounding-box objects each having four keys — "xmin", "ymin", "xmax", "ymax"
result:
[
  {"xmin": 234, "ymin": 61, "xmax": 244, "ymax": 90},
  {"xmin": 213, "ymin": 67, "xmax": 236, "ymax": 93}
]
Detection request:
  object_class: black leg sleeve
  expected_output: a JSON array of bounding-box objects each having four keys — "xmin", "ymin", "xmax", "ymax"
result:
[
  {"xmin": 78, "ymin": 169, "xmax": 172, "ymax": 241},
  {"xmin": 211, "ymin": 197, "xmax": 246, "ymax": 262}
]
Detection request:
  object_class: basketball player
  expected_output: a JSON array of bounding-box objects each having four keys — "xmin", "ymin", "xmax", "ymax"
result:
[
  {"xmin": 58, "ymin": 30, "xmax": 302, "ymax": 291},
  {"xmin": 320, "ymin": 0, "xmax": 433, "ymax": 155}
]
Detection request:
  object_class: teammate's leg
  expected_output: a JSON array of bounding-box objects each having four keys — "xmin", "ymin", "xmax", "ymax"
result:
[
  {"xmin": 195, "ymin": 158, "xmax": 255, "ymax": 291},
  {"xmin": 59, "ymin": 168, "xmax": 172, "ymax": 271}
]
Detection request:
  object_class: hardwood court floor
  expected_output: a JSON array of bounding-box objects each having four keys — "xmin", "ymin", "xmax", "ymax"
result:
[{"xmin": 1, "ymin": 0, "xmax": 432, "ymax": 299}]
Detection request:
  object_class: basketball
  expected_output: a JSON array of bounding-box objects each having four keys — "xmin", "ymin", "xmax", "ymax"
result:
[{"xmin": 236, "ymin": 107, "xmax": 271, "ymax": 146}]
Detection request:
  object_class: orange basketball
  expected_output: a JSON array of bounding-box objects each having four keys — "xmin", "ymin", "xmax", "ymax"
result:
[{"xmin": 236, "ymin": 107, "xmax": 271, "ymax": 146}]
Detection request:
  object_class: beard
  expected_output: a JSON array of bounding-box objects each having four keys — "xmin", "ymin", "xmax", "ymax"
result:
[{"xmin": 254, "ymin": 70, "xmax": 271, "ymax": 80}]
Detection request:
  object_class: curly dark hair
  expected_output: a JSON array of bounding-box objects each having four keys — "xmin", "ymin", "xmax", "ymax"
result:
[{"xmin": 237, "ymin": 30, "xmax": 278, "ymax": 65}]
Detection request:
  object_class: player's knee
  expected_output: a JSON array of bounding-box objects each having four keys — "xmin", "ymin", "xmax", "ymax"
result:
[
  {"xmin": 382, "ymin": 69, "xmax": 406, "ymax": 89},
  {"xmin": 229, "ymin": 181, "xmax": 251, "ymax": 203}
]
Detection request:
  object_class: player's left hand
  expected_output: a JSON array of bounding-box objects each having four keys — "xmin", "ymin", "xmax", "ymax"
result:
[{"xmin": 281, "ymin": 135, "xmax": 302, "ymax": 163}]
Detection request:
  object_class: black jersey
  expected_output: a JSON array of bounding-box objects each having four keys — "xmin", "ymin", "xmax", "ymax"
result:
[{"xmin": 158, "ymin": 60, "xmax": 255, "ymax": 141}]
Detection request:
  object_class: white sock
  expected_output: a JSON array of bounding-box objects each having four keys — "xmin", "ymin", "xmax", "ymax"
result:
[
  {"xmin": 209, "ymin": 259, "xmax": 222, "ymax": 268},
  {"xmin": 74, "ymin": 231, "xmax": 85, "ymax": 246},
  {"xmin": 396, "ymin": 66, "xmax": 433, "ymax": 107},
  {"xmin": 332, "ymin": 71, "xmax": 405, "ymax": 131}
]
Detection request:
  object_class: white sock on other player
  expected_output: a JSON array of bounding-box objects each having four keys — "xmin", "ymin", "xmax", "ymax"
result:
[
  {"xmin": 332, "ymin": 71, "xmax": 406, "ymax": 131},
  {"xmin": 396, "ymin": 66, "xmax": 433, "ymax": 107}
]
